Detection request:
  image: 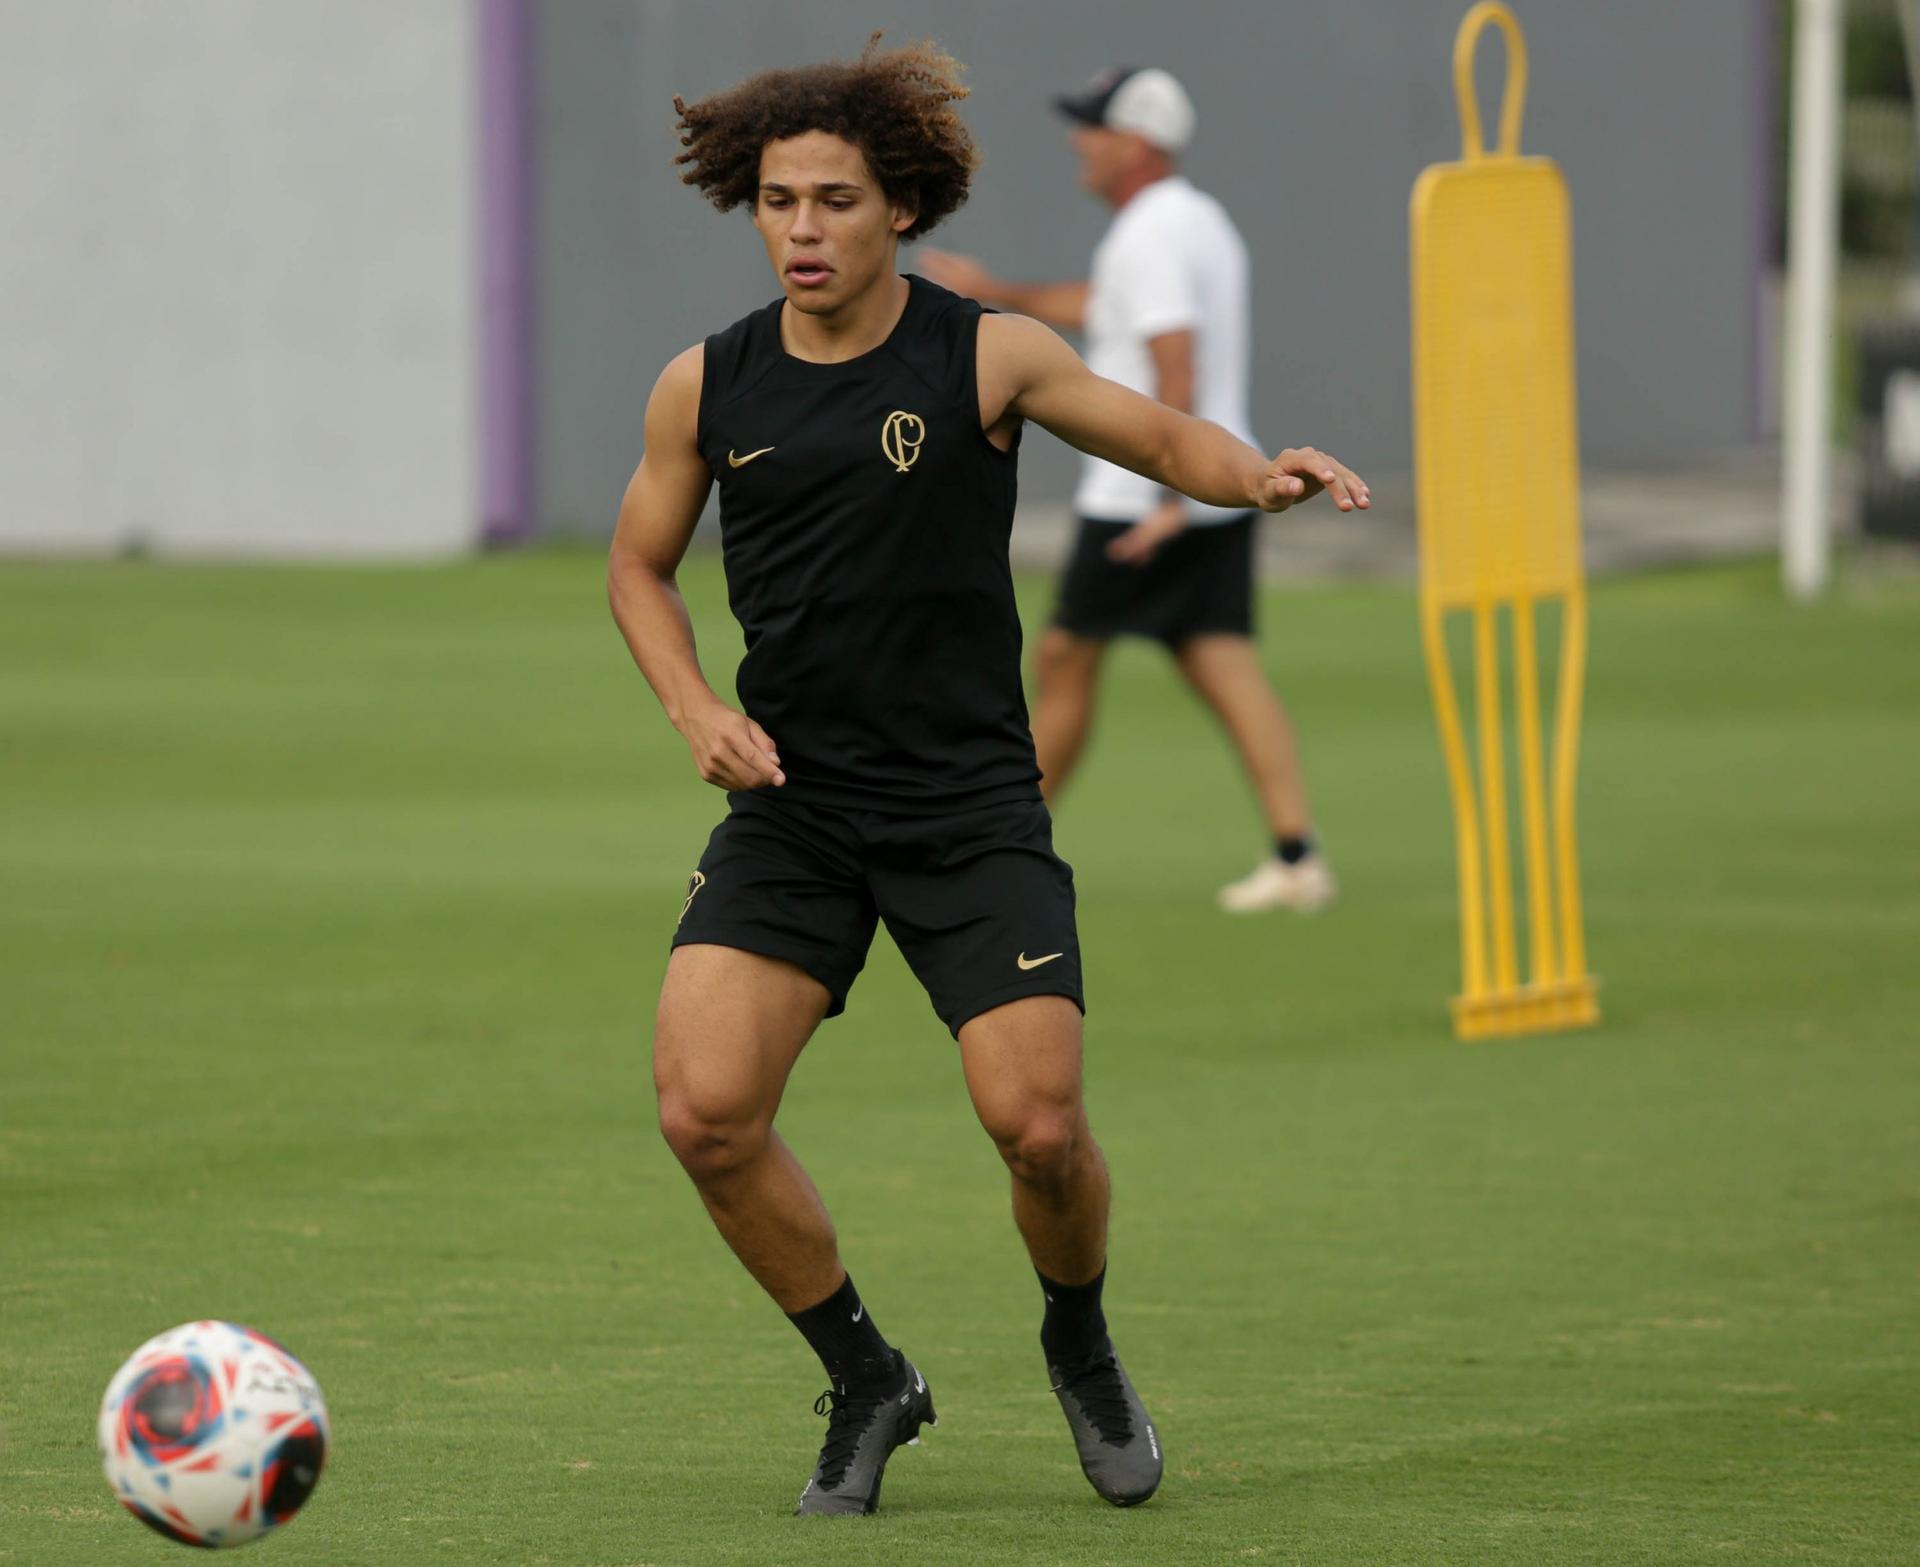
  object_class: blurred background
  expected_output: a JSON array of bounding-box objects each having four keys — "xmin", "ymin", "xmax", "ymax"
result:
[
  {"xmin": 2, "ymin": 0, "xmax": 1913, "ymax": 567},
  {"xmin": 5, "ymin": 7, "xmax": 1917, "ymax": 1565}
]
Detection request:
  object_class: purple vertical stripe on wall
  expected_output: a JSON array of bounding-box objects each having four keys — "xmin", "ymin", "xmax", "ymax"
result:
[
  {"xmin": 1753, "ymin": 0, "xmax": 1779, "ymax": 443},
  {"xmin": 479, "ymin": 0, "xmax": 536, "ymax": 543}
]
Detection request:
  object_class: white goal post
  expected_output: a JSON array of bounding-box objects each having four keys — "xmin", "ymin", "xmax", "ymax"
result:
[{"xmin": 1781, "ymin": 0, "xmax": 1846, "ymax": 600}]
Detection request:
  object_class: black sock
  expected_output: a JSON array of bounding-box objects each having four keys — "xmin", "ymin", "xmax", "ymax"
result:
[
  {"xmin": 787, "ymin": 1273, "xmax": 895, "ymax": 1388},
  {"xmin": 1276, "ymin": 834, "xmax": 1313, "ymax": 865},
  {"xmin": 1037, "ymin": 1265, "xmax": 1109, "ymax": 1367}
]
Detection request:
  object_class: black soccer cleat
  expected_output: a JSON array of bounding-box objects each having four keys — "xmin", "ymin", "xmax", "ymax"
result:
[
  {"xmin": 1048, "ymin": 1342, "xmax": 1162, "ymax": 1506},
  {"xmin": 794, "ymin": 1351, "xmax": 936, "ymax": 1517}
]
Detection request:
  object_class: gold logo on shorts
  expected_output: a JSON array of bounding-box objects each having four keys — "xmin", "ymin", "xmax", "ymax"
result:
[
  {"xmin": 881, "ymin": 410, "xmax": 925, "ymax": 473},
  {"xmin": 678, "ymin": 871, "xmax": 707, "ymax": 926}
]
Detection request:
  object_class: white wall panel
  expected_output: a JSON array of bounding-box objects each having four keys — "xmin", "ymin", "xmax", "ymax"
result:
[{"xmin": 0, "ymin": 1, "xmax": 477, "ymax": 557}]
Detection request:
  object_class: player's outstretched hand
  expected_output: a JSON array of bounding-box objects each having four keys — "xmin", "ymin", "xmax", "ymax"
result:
[
  {"xmin": 678, "ymin": 698, "xmax": 785, "ymax": 790},
  {"xmin": 1253, "ymin": 447, "xmax": 1370, "ymax": 514}
]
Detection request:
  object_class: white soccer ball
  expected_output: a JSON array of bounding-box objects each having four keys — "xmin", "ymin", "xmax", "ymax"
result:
[{"xmin": 98, "ymin": 1320, "xmax": 329, "ymax": 1549}]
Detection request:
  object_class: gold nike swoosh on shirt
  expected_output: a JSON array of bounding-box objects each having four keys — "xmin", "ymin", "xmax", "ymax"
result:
[
  {"xmin": 727, "ymin": 446, "xmax": 776, "ymax": 468},
  {"xmin": 1016, "ymin": 951, "xmax": 1065, "ymax": 971}
]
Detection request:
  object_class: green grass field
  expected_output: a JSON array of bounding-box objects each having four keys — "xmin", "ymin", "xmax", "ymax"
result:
[{"xmin": 3, "ymin": 552, "xmax": 1916, "ymax": 1566}]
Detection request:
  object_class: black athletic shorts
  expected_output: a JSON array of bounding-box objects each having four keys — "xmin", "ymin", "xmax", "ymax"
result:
[
  {"xmin": 670, "ymin": 791, "xmax": 1084, "ymax": 1039},
  {"xmin": 1053, "ymin": 511, "xmax": 1257, "ymax": 646}
]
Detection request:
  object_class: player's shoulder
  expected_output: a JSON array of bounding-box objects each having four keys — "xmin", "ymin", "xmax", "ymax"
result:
[
  {"xmin": 644, "ymin": 343, "xmax": 706, "ymax": 443},
  {"xmin": 692, "ymin": 294, "xmax": 788, "ymax": 412},
  {"xmin": 904, "ymin": 271, "xmax": 988, "ymax": 329},
  {"xmin": 705, "ymin": 293, "xmax": 783, "ymax": 345},
  {"xmin": 977, "ymin": 310, "xmax": 1069, "ymax": 347},
  {"xmin": 653, "ymin": 343, "xmax": 705, "ymax": 401},
  {"xmin": 976, "ymin": 310, "xmax": 1079, "ymax": 378}
]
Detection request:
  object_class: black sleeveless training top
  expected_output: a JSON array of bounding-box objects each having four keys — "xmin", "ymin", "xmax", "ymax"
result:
[{"xmin": 695, "ymin": 274, "xmax": 1041, "ymax": 814}]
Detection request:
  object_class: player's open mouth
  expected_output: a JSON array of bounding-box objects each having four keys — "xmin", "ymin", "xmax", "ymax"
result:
[{"xmin": 786, "ymin": 258, "xmax": 832, "ymax": 287}]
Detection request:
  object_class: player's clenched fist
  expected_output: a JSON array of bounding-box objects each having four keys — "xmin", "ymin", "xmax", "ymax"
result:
[
  {"xmin": 1253, "ymin": 446, "xmax": 1371, "ymax": 515},
  {"xmin": 678, "ymin": 698, "xmax": 786, "ymax": 790}
]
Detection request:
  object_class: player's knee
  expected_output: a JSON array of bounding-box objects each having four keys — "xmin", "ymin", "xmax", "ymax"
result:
[
  {"xmin": 992, "ymin": 1106, "xmax": 1081, "ymax": 1185},
  {"xmin": 657, "ymin": 1095, "xmax": 766, "ymax": 1183}
]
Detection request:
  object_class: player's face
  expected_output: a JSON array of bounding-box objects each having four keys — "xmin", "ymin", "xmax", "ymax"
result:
[{"xmin": 753, "ymin": 132, "xmax": 915, "ymax": 316}]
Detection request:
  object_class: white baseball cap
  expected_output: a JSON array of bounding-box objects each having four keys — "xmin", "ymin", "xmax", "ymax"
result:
[{"xmin": 1053, "ymin": 66, "xmax": 1195, "ymax": 154}]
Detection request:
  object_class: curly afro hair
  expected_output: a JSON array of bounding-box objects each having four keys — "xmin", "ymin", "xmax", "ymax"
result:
[{"xmin": 672, "ymin": 34, "xmax": 978, "ymax": 241}]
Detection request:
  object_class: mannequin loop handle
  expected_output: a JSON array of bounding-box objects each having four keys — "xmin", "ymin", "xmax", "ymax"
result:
[{"xmin": 1454, "ymin": 1, "xmax": 1528, "ymax": 160}]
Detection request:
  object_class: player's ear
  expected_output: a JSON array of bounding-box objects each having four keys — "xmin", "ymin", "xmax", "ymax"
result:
[{"xmin": 890, "ymin": 202, "xmax": 918, "ymax": 236}]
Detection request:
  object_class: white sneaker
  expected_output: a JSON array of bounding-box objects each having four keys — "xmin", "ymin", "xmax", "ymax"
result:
[{"xmin": 1216, "ymin": 854, "xmax": 1337, "ymax": 914}]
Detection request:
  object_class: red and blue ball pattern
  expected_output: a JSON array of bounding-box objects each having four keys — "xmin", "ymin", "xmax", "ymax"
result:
[
  {"xmin": 119, "ymin": 1354, "xmax": 225, "ymax": 1466},
  {"xmin": 100, "ymin": 1320, "xmax": 329, "ymax": 1549}
]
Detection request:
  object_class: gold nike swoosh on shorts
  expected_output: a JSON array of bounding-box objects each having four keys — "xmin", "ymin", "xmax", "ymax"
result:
[
  {"xmin": 1016, "ymin": 951, "xmax": 1064, "ymax": 970},
  {"xmin": 727, "ymin": 446, "xmax": 775, "ymax": 468}
]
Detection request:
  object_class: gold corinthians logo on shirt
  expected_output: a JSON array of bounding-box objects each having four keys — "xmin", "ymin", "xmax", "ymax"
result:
[{"xmin": 881, "ymin": 410, "xmax": 925, "ymax": 474}]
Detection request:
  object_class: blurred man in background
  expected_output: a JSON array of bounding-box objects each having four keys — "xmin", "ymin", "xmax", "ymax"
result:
[{"xmin": 924, "ymin": 67, "xmax": 1335, "ymax": 913}]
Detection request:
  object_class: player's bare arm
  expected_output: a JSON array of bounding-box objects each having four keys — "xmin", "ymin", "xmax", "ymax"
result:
[
  {"xmin": 919, "ymin": 249, "xmax": 1090, "ymax": 332},
  {"xmin": 978, "ymin": 313, "xmax": 1371, "ymax": 514},
  {"xmin": 1106, "ymin": 328, "xmax": 1197, "ymax": 565},
  {"xmin": 607, "ymin": 345, "xmax": 786, "ymax": 791}
]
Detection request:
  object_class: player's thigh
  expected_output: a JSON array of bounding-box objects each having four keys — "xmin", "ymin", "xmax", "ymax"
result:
[
  {"xmin": 956, "ymin": 994, "xmax": 1088, "ymax": 1149},
  {"xmin": 659, "ymin": 795, "xmax": 877, "ymax": 1129},
  {"xmin": 672, "ymin": 793, "xmax": 878, "ymax": 1021},
  {"xmin": 869, "ymin": 799, "xmax": 1084, "ymax": 1041},
  {"xmin": 654, "ymin": 943, "xmax": 830, "ymax": 1133}
]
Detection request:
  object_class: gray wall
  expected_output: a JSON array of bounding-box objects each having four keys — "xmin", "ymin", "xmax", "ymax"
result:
[
  {"xmin": 536, "ymin": 0, "xmax": 1768, "ymax": 534},
  {"xmin": 0, "ymin": 0, "xmax": 477, "ymax": 558}
]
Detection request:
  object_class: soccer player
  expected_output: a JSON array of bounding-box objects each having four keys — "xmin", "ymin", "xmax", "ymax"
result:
[
  {"xmin": 607, "ymin": 38, "xmax": 1368, "ymax": 1517},
  {"xmin": 924, "ymin": 66, "xmax": 1338, "ymax": 913}
]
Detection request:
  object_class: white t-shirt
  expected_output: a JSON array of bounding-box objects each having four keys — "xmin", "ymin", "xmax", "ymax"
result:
[{"xmin": 1074, "ymin": 175, "xmax": 1257, "ymax": 525}]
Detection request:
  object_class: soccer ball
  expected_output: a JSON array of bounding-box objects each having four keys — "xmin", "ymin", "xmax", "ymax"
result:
[{"xmin": 98, "ymin": 1320, "xmax": 329, "ymax": 1549}]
